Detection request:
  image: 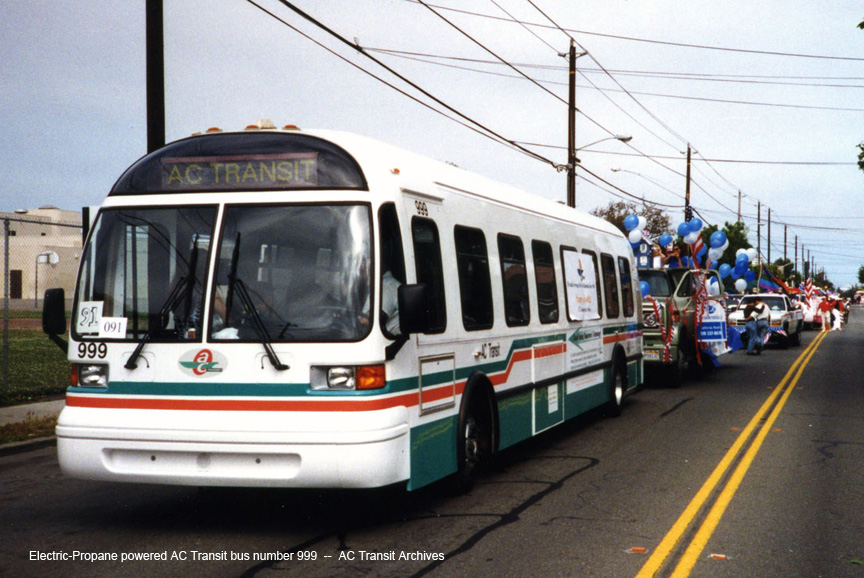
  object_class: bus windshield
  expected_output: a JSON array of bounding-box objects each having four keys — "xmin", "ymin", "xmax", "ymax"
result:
[
  {"xmin": 210, "ymin": 204, "xmax": 372, "ymax": 342},
  {"xmin": 73, "ymin": 206, "xmax": 218, "ymax": 340}
]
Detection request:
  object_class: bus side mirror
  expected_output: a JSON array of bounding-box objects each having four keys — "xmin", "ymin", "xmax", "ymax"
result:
[
  {"xmin": 42, "ymin": 288, "xmax": 69, "ymax": 353},
  {"xmin": 398, "ymin": 283, "xmax": 430, "ymax": 334}
]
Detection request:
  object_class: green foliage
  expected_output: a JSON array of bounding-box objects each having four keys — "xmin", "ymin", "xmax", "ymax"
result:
[
  {"xmin": 590, "ymin": 201, "xmax": 671, "ymax": 236},
  {"xmin": 858, "ymin": 143, "xmax": 864, "ymax": 172},
  {"xmin": 1, "ymin": 330, "xmax": 69, "ymax": 405},
  {"xmin": 858, "ymin": 265, "xmax": 864, "ymax": 285}
]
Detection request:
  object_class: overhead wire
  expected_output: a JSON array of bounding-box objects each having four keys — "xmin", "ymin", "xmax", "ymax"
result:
[{"xmin": 249, "ymin": 0, "xmax": 561, "ymax": 168}]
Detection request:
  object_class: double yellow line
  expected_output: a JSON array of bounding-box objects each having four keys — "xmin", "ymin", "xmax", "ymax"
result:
[{"xmin": 636, "ymin": 330, "xmax": 828, "ymax": 578}]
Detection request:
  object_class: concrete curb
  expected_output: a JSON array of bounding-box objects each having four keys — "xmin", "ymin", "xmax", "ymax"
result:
[{"xmin": 0, "ymin": 436, "xmax": 56, "ymax": 457}]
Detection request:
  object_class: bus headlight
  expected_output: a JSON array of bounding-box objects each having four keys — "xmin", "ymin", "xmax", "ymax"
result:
[
  {"xmin": 74, "ymin": 364, "xmax": 109, "ymax": 388},
  {"xmin": 311, "ymin": 365, "xmax": 386, "ymax": 390}
]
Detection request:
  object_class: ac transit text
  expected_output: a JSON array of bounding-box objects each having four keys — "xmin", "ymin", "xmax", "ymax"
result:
[{"xmin": 29, "ymin": 550, "xmax": 238, "ymax": 562}]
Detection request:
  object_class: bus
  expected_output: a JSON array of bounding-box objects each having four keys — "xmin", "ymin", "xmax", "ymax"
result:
[{"xmin": 43, "ymin": 121, "xmax": 643, "ymax": 491}]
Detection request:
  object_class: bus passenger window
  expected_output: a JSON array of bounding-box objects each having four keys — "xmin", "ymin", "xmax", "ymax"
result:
[
  {"xmin": 601, "ymin": 253, "xmax": 620, "ymax": 318},
  {"xmin": 498, "ymin": 234, "xmax": 530, "ymax": 327},
  {"xmin": 454, "ymin": 226, "xmax": 493, "ymax": 331},
  {"xmin": 581, "ymin": 250, "xmax": 603, "ymax": 320},
  {"xmin": 379, "ymin": 203, "xmax": 406, "ymax": 337},
  {"xmin": 618, "ymin": 256, "xmax": 635, "ymax": 317},
  {"xmin": 411, "ymin": 217, "xmax": 446, "ymax": 333},
  {"xmin": 532, "ymin": 240, "xmax": 558, "ymax": 324}
]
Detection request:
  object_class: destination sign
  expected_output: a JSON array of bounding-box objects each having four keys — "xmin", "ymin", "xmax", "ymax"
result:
[{"xmin": 161, "ymin": 153, "xmax": 318, "ymax": 190}]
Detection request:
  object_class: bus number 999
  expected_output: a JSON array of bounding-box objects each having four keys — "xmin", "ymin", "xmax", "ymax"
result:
[{"xmin": 78, "ymin": 342, "xmax": 107, "ymax": 359}]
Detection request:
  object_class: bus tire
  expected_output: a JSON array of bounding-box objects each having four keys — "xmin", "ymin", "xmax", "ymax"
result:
[
  {"xmin": 606, "ymin": 352, "xmax": 627, "ymax": 417},
  {"xmin": 451, "ymin": 377, "xmax": 496, "ymax": 493}
]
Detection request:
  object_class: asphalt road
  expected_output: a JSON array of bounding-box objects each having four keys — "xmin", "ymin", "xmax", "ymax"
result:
[{"xmin": 3, "ymin": 308, "xmax": 863, "ymax": 578}]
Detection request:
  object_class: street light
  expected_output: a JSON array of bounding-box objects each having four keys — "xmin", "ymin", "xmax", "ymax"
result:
[{"xmin": 565, "ymin": 135, "xmax": 632, "ymax": 208}]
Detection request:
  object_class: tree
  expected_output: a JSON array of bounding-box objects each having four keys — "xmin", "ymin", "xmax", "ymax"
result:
[
  {"xmin": 858, "ymin": 265, "xmax": 864, "ymax": 285},
  {"xmin": 858, "ymin": 143, "xmax": 864, "ymax": 172},
  {"xmin": 699, "ymin": 220, "xmax": 750, "ymax": 269},
  {"xmin": 590, "ymin": 201, "xmax": 671, "ymax": 237}
]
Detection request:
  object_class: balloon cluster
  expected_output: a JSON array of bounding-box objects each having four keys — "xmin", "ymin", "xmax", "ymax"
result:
[
  {"xmin": 716, "ymin": 244, "xmax": 759, "ymax": 293},
  {"xmin": 623, "ymin": 213, "xmax": 648, "ymax": 245}
]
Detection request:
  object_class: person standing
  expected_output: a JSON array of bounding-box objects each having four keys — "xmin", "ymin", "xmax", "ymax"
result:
[
  {"xmin": 744, "ymin": 297, "xmax": 770, "ymax": 355},
  {"xmin": 818, "ymin": 297, "xmax": 833, "ymax": 332}
]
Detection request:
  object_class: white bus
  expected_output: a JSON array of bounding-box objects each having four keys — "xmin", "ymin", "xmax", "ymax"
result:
[{"xmin": 43, "ymin": 122, "xmax": 643, "ymax": 491}]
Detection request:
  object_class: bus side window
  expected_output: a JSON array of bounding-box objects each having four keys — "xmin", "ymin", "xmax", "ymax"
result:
[
  {"xmin": 498, "ymin": 234, "xmax": 530, "ymax": 327},
  {"xmin": 601, "ymin": 253, "xmax": 620, "ymax": 319},
  {"xmin": 411, "ymin": 217, "xmax": 447, "ymax": 333},
  {"xmin": 379, "ymin": 203, "xmax": 406, "ymax": 337},
  {"xmin": 454, "ymin": 225, "xmax": 494, "ymax": 331},
  {"xmin": 618, "ymin": 256, "xmax": 635, "ymax": 318},
  {"xmin": 531, "ymin": 240, "xmax": 558, "ymax": 324},
  {"xmin": 582, "ymin": 250, "xmax": 604, "ymax": 320}
]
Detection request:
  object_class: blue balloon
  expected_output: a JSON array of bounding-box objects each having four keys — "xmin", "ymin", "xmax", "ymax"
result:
[
  {"xmin": 736, "ymin": 253, "xmax": 749, "ymax": 266},
  {"xmin": 677, "ymin": 221, "xmax": 691, "ymax": 237},
  {"xmin": 709, "ymin": 231, "xmax": 727, "ymax": 249},
  {"xmin": 718, "ymin": 263, "xmax": 731, "ymax": 278},
  {"xmin": 659, "ymin": 233, "xmax": 673, "ymax": 247},
  {"xmin": 624, "ymin": 214, "xmax": 639, "ymax": 231},
  {"xmin": 640, "ymin": 280, "xmax": 650, "ymax": 299},
  {"xmin": 690, "ymin": 218, "xmax": 703, "ymax": 231},
  {"xmin": 744, "ymin": 270, "xmax": 756, "ymax": 283},
  {"xmin": 732, "ymin": 268, "xmax": 743, "ymax": 280}
]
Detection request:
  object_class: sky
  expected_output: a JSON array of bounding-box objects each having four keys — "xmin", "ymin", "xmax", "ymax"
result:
[{"xmin": 2, "ymin": 1, "xmax": 863, "ymax": 286}]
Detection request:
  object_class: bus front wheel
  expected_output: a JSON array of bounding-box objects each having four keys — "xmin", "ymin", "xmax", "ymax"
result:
[{"xmin": 452, "ymin": 386, "xmax": 494, "ymax": 493}]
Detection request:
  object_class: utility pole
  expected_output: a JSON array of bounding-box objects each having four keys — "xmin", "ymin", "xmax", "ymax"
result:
[
  {"xmin": 566, "ymin": 39, "xmax": 577, "ymax": 208},
  {"xmin": 794, "ymin": 235, "xmax": 798, "ymax": 279},
  {"xmin": 756, "ymin": 201, "xmax": 761, "ymax": 261},
  {"xmin": 737, "ymin": 190, "xmax": 742, "ymax": 223},
  {"xmin": 684, "ymin": 144, "xmax": 692, "ymax": 221},
  {"xmin": 146, "ymin": 0, "xmax": 166, "ymax": 153}
]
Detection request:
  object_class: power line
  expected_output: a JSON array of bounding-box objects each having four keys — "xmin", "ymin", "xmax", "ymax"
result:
[
  {"xmin": 252, "ymin": 0, "xmax": 560, "ymax": 168},
  {"xmin": 403, "ymin": 1, "xmax": 864, "ymax": 62}
]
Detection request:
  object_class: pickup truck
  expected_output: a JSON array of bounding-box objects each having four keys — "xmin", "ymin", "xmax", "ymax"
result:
[{"xmin": 640, "ymin": 267, "xmax": 724, "ymax": 387}]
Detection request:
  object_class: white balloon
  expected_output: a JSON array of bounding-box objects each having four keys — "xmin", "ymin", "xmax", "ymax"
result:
[
  {"xmin": 720, "ymin": 239, "xmax": 729, "ymax": 252},
  {"xmin": 746, "ymin": 248, "xmax": 758, "ymax": 261},
  {"xmin": 637, "ymin": 216, "xmax": 647, "ymax": 231},
  {"xmin": 628, "ymin": 229, "xmax": 642, "ymax": 244},
  {"xmin": 734, "ymin": 278, "xmax": 747, "ymax": 292},
  {"xmin": 736, "ymin": 248, "xmax": 747, "ymax": 257},
  {"xmin": 684, "ymin": 231, "xmax": 699, "ymax": 245},
  {"xmin": 708, "ymin": 248, "xmax": 722, "ymax": 260}
]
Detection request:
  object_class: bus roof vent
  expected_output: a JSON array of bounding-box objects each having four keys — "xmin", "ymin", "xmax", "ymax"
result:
[{"xmin": 245, "ymin": 119, "xmax": 276, "ymax": 130}]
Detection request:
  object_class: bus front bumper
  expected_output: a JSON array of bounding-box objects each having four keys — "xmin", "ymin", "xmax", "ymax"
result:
[{"xmin": 56, "ymin": 405, "xmax": 410, "ymax": 488}]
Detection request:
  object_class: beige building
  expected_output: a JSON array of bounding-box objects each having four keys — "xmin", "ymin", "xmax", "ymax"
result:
[{"xmin": 1, "ymin": 206, "xmax": 83, "ymax": 309}]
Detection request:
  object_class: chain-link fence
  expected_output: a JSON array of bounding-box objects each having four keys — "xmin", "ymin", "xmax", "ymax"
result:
[{"xmin": 2, "ymin": 211, "xmax": 83, "ymax": 400}]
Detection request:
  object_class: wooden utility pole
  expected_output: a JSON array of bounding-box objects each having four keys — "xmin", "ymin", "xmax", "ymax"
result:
[
  {"xmin": 684, "ymin": 144, "xmax": 692, "ymax": 221},
  {"xmin": 566, "ymin": 40, "xmax": 576, "ymax": 208},
  {"xmin": 757, "ymin": 201, "xmax": 761, "ymax": 261},
  {"xmin": 147, "ymin": 0, "xmax": 166, "ymax": 153}
]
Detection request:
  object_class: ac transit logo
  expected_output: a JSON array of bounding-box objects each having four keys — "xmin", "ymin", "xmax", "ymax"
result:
[{"xmin": 179, "ymin": 348, "xmax": 226, "ymax": 377}]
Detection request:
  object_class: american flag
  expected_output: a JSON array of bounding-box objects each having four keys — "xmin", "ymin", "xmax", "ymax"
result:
[
  {"xmin": 805, "ymin": 278, "xmax": 814, "ymax": 299},
  {"xmin": 684, "ymin": 205, "xmax": 694, "ymax": 222},
  {"xmin": 690, "ymin": 232, "xmax": 705, "ymax": 267}
]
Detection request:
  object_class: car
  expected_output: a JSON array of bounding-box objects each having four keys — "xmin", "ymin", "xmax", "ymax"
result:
[
  {"xmin": 724, "ymin": 293, "xmax": 744, "ymax": 317},
  {"xmin": 727, "ymin": 293, "xmax": 804, "ymax": 348},
  {"xmin": 640, "ymin": 267, "xmax": 725, "ymax": 386}
]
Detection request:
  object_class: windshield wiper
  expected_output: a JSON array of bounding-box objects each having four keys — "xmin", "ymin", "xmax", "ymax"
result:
[
  {"xmin": 125, "ymin": 238, "xmax": 200, "ymax": 370},
  {"xmin": 226, "ymin": 233, "xmax": 289, "ymax": 371}
]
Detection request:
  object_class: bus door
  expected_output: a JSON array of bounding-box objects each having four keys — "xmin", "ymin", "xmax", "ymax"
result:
[{"xmin": 403, "ymin": 193, "xmax": 456, "ymax": 416}]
